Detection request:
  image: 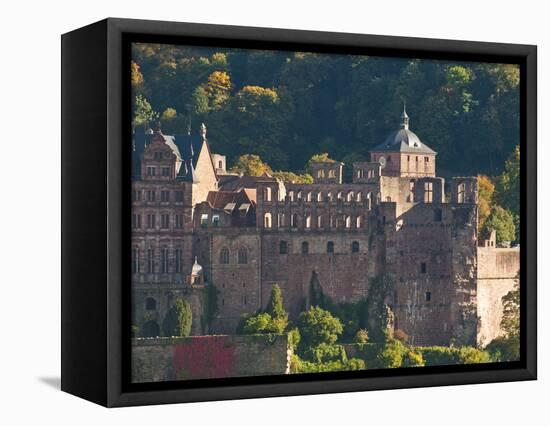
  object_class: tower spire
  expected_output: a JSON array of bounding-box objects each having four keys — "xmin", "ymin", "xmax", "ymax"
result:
[{"xmin": 400, "ymin": 100, "xmax": 409, "ymax": 130}]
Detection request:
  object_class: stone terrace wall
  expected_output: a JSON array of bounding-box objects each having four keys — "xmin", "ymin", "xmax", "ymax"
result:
[
  {"xmin": 132, "ymin": 334, "xmax": 291, "ymax": 383},
  {"xmin": 476, "ymin": 247, "xmax": 520, "ymax": 347}
]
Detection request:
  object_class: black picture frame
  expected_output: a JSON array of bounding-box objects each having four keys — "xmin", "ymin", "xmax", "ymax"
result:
[{"xmin": 61, "ymin": 17, "xmax": 537, "ymax": 407}]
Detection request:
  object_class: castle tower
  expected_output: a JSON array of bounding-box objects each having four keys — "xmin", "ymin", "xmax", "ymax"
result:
[{"xmin": 369, "ymin": 106, "xmax": 437, "ymax": 178}]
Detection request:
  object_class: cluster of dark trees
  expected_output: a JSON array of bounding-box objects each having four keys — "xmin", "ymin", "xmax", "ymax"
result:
[{"xmin": 132, "ymin": 43, "xmax": 519, "ymax": 178}]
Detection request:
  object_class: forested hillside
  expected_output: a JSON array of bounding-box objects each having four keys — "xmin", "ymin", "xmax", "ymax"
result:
[
  {"xmin": 131, "ymin": 43, "xmax": 520, "ymax": 242},
  {"xmin": 131, "ymin": 43, "xmax": 519, "ymax": 177}
]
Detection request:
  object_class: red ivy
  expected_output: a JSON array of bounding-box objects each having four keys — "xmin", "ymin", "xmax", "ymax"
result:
[{"xmin": 173, "ymin": 336, "xmax": 236, "ymax": 380}]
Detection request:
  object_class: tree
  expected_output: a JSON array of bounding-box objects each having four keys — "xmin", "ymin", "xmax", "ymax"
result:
[
  {"xmin": 272, "ymin": 171, "xmax": 313, "ymax": 184},
  {"xmin": 133, "ymin": 94, "xmax": 158, "ymax": 127},
  {"xmin": 354, "ymin": 329, "xmax": 369, "ymax": 344},
  {"xmin": 501, "ymin": 275, "xmax": 520, "ymax": 337},
  {"xmin": 242, "ymin": 313, "xmax": 272, "ymax": 334},
  {"xmin": 297, "ymin": 306, "xmax": 343, "ymax": 347},
  {"xmin": 140, "ymin": 320, "xmax": 160, "ymax": 338},
  {"xmin": 377, "ymin": 338, "xmax": 406, "ymax": 368},
  {"xmin": 484, "ymin": 205, "xmax": 516, "ymax": 245},
  {"xmin": 265, "ymin": 284, "xmax": 289, "ymax": 333},
  {"xmin": 495, "ymin": 145, "xmax": 520, "ymax": 218},
  {"xmin": 203, "ymin": 71, "xmax": 232, "ymax": 110},
  {"xmin": 131, "ymin": 61, "xmax": 145, "ymax": 88},
  {"xmin": 478, "ymin": 174, "xmax": 496, "ymax": 234},
  {"xmin": 229, "ymin": 154, "xmax": 273, "ymax": 176},
  {"xmin": 162, "ymin": 299, "xmax": 193, "ymax": 337}
]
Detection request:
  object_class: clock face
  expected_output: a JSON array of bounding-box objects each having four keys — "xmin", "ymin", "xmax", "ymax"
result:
[{"xmin": 379, "ymin": 156, "xmax": 387, "ymax": 167}]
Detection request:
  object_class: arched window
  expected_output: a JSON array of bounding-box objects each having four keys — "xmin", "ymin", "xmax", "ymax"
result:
[
  {"xmin": 366, "ymin": 192, "xmax": 372, "ymax": 210},
  {"xmin": 305, "ymin": 215, "xmax": 312, "ymax": 229},
  {"xmin": 291, "ymin": 213, "xmax": 298, "ymax": 228},
  {"xmin": 328, "ymin": 169, "xmax": 336, "ymax": 178},
  {"xmin": 345, "ymin": 215, "xmax": 351, "ymax": 228},
  {"xmin": 327, "ymin": 192, "xmax": 334, "ymax": 202},
  {"xmin": 279, "ymin": 241, "xmax": 288, "ymax": 254},
  {"xmin": 220, "ymin": 247, "xmax": 229, "ymax": 264},
  {"xmin": 238, "ymin": 247, "xmax": 248, "ymax": 264},
  {"xmin": 297, "ymin": 191, "xmax": 302, "ymax": 200},
  {"xmin": 288, "ymin": 191, "xmax": 295, "ymax": 202},
  {"xmin": 263, "ymin": 187, "xmax": 272, "ymax": 202},
  {"xmin": 306, "ymin": 192, "xmax": 313, "ymax": 202},
  {"xmin": 347, "ymin": 191, "xmax": 354, "ymax": 202},
  {"xmin": 327, "ymin": 241, "xmax": 334, "ymax": 253},
  {"xmin": 356, "ymin": 216, "xmax": 362, "ymax": 228},
  {"xmin": 337, "ymin": 191, "xmax": 344, "ymax": 200},
  {"xmin": 352, "ymin": 241, "xmax": 360, "ymax": 253},
  {"xmin": 301, "ymin": 241, "xmax": 309, "ymax": 254},
  {"xmin": 218, "ymin": 160, "xmax": 223, "ymax": 169},
  {"xmin": 145, "ymin": 297, "xmax": 157, "ymax": 311},
  {"xmin": 317, "ymin": 215, "xmax": 323, "ymax": 228},
  {"xmin": 264, "ymin": 212, "xmax": 272, "ymax": 228},
  {"xmin": 317, "ymin": 169, "xmax": 325, "ymax": 178},
  {"xmin": 317, "ymin": 191, "xmax": 323, "ymax": 202},
  {"xmin": 356, "ymin": 192, "xmax": 362, "ymax": 202}
]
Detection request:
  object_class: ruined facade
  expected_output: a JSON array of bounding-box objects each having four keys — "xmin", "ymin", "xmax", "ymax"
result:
[{"xmin": 131, "ymin": 111, "xmax": 519, "ymax": 347}]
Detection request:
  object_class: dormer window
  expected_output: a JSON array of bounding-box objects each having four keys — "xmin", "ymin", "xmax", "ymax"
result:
[
  {"xmin": 154, "ymin": 152, "xmax": 162, "ymax": 160},
  {"xmin": 161, "ymin": 167, "xmax": 170, "ymax": 177},
  {"xmin": 146, "ymin": 166, "xmax": 156, "ymax": 177}
]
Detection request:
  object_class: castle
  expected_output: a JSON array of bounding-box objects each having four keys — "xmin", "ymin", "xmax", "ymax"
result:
[{"xmin": 131, "ymin": 110, "xmax": 519, "ymax": 347}]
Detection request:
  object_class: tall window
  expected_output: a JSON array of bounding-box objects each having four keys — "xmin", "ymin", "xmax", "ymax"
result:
[
  {"xmin": 160, "ymin": 190, "xmax": 169, "ymax": 202},
  {"xmin": 146, "ymin": 166, "xmax": 156, "ymax": 177},
  {"xmin": 434, "ymin": 208, "xmax": 443, "ymax": 222},
  {"xmin": 327, "ymin": 241, "xmax": 334, "ymax": 253},
  {"xmin": 161, "ymin": 167, "xmax": 170, "ymax": 177},
  {"xmin": 220, "ymin": 247, "xmax": 229, "ymax": 264},
  {"xmin": 175, "ymin": 191, "xmax": 184, "ymax": 202},
  {"xmin": 154, "ymin": 152, "xmax": 162, "ymax": 160},
  {"xmin": 146, "ymin": 214, "xmax": 156, "ymax": 229},
  {"xmin": 146, "ymin": 190, "xmax": 155, "ymax": 201},
  {"xmin": 306, "ymin": 192, "xmax": 313, "ymax": 202},
  {"xmin": 263, "ymin": 187, "xmax": 272, "ymax": 202},
  {"xmin": 351, "ymin": 241, "xmax": 360, "ymax": 253},
  {"xmin": 132, "ymin": 190, "xmax": 141, "ymax": 201},
  {"xmin": 161, "ymin": 214, "xmax": 170, "ymax": 228},
  {"xmin": 145, "ymin": 297, "xmax": 156, "ymax": 310},
  {"xmin": 132, "ymin": 248, "xmax": 140, "ymax": 273},
  {"xmin": 200, "ymin": 214, "xmax": 208, "ymax": 226},
  {"xmin": 424, "ymin": 182, "xmax": 433, "ymax": 203},
  {"xmin": 317, "ymin": 215, "xmax": 323, "ymax": 228},
  {"xmin": 457, "ymin": 182, "xmax": 466, "ymax": 203},
  {"xmin": 409, "ymin": 180, "xmax": 415, "ymax": 202},
  {"xmin": 305, "ymin": 215, "xmax": 312, "ymax": 229},
  {"xmin": 317, "ymin": 191, "xmax": 323, "ymax": 202},
  {"xmin": 160, "ymin": 247, "xmax": 168, "ymax": 273},
  {"xmin": 317, "ymin": 169, "xmax": 325, "ymax": 178},
  {"xmin": 279, "ymin": 241, "xmax": 288, "ymax": 254},
  {"xmin": 356, "ymin": 215, "xmax": 362, "ymax": 228},
  {"xmin": 420, "ymin": 262, "xmax": 427, "ymax": 274},
  {"xmin": 291, "ymin": 214, "xmax": 298, "ymax": 228},
  {"xmin": 175, "ymin": 214, "xmax": 183, "ymax": 228},
  {"xmin": 327, "ymin": 192, "xmax": 333, "ymax": 202},
  {"xmin": 238, "ymin": 247, "xmax": 248, "ymax": 264},
  {"xmin": 212, "ymin": 214, "xmax": 220, "ymax": 226},
  {"xmin": 288, "ymin": 191, "xmax": 294, "ymax": 202},
  {"xmin": 328, "ymin": 169, "xmax": 336, "ymax": 178},
  {"xmin": 301, "ymin": 241, "xmax": 309, "ymax": 254},
  {"xmin": 345, "ymin": 215, "xmax": 351, "ymax": 228},
  {"xmin": 356, "ymin": 192, "xmax": 362, "ymax": 202},
  {"xmin": 278, "ymin": 213, "xmax": 285, "ymax": 228},
  {"xmin": 337, "ymin": 191, "xmax": 343, "ymax": 200},
  {"xmin": 132, "ymin": 214, "xmax": 141, "ymax": 229},
  {"xmin": 174, "ymin": 248, "xmax": 182, "ymax": 273},
  {"xmin": 366, "ymin": 192, "xmax": 372, "ymax": 210},
  {"xmin": 347, "ymin": 192, "xmax": 354, "ymax": 202},
  {"xmin": 330, "ymin": 215, "xmax": 336, "ymax": 228},
  {"xmin": 264, "ymin": 212, "xmax": 272, "ymax": 228},
  {"xmin": 147, "ymin": 248, "xmax": 154, "ymax": 273}
]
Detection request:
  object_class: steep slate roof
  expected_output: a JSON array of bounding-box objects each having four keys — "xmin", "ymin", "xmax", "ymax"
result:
[
  {"xmin": 370, "ymin": 109, "xmax": 437, "ymax": 155},
  {"xmin": 132, "ymin": 129, "xmax": 207, "ymax": 181},
  {"xmin": 206, "ymin": 189, "xmax": 255, "ymax": 211},
  {"xmin": 218, "ymin": 174, "xmax": 277, "ymax": 192}
]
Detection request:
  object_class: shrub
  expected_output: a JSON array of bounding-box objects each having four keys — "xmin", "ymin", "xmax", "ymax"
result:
[
  {"xmin": 140, "ymin": 320, "xmax": 160, "ymax": 338},
  {"xmin": 162, "ymin": 299, "xmax": 192, "ymax": 337},
  {"xmin": 288, "ymin": 328, "xmax": 301, "ymax": 352},
  {"xmin": 377, "ymin": 338, "xmax": 406, "ymax": 368},
  {"xmin": 402, "ymin": 350, "xmax": 425, "ymax": 367},
  {"xmin": 242, "ymin": 312, "xmax": 272, "ymax": 334},
  {"xmin": 354, "ymin": 329, "xmax": 370, "ymax": 344},
  {"xmin": 303, "ymin": 343, "xmax": 347, "ymax": 363},
  {"xmin": 486, "ymin": 335, "xmax": 520, "ymax": 362},
  {"xmin": 297, "ymin": 306, "xmax": 343, "ymax": 347}
]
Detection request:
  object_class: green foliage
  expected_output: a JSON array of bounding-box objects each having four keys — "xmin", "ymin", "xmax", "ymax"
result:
[
  {"xmin": 303, "ymin": 343, "xmax": 347, "ymax": 363},
  {"xmin": 418, "ymin": 346, "xmax": 491, "ymax": 366},
  {"xmin": 272, "ymin": 170, "xmax": 313, "ymax": 184},
  {"xmin": 229, "ymin": 154, "xmax": 273, "ymax": 176},
  {"xmin": 377, "ymin": 338, "xmax": 406, "ymax": 368},
  {"xmin": 241, "ymin": 284, "xmax": 289, "ymax": 335},
  {"xmin": 393, "ymin": 329, "xmax": 409, "ymax": 343},
  {"xmin": 478, "ymin": 174, "xmax": 496, "ymax": 234},
  {"xmin": 288, "ymin": 328, "xmax": 301, "ymax": 352},
  {"xmin": 162, "ymin": 299, "xmax": 193, "ymax": 337},
  {"xmin": 501, "ymin": 275, "xmax": 520, "ymax": 337},
  {"xmin": 140, "ymin": 320, "xmax": 160, "ymax": 338},
  {"xmin": 484, "ymin": 205, "xmax": 516, "ymax": 244},
  {"xmin": 354, "ymin": 329, "xmax": 369, "ymax": 344},
  {"xmin": 365, "ymin": 274, "xmax": 396, "ymax": 343},
  {"xmin": 402, "ymin": 349, "xmax": 425, "ymax": 367},
  {"xmin": 133, "ymin": 94, "xmax": 158, "ymax": 127},
  {"xmin": 297, "ymin": 306, "xmax": 343, "ymax": 348},
  {"xmin": 486, "ymin": 336, "xmax": 520, "ymax": 362},
  {"xmin": 306, "ymin": 152, "xmax": 337, "ymax": 173},
  {"xmin": 290, "ymin": 354, "xmax": 365, "ymax": 374},
  {"xmin": 132, "ymin": 46, "xmax": 519, "ymax": 176}
]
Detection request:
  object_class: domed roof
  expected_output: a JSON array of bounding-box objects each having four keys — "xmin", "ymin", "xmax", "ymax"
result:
[
  {"xmin": 191, "ymin": 257, "xmax": 203, "ymax": 275},
  {"xmin": 370, "ymin": 108, "xmax": 436, "ymax": 155}
]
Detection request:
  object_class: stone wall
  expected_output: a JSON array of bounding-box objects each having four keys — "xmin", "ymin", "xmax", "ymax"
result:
[
  {"xmin": 131, "ymin": 334, "xmax": 291, "ymax": 383},
  {"xmin": 476, "ymin": 247, "xmax": 520, "ymax": 347}
]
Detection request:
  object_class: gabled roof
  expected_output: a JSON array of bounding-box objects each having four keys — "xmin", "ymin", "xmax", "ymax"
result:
[
  {"xmin": 206, "ymin": 189, "xmax": 256, "ymax": 211},
  {"xmin": 218, "ymin": 175, "xmax": 277, "ymax": 192}
]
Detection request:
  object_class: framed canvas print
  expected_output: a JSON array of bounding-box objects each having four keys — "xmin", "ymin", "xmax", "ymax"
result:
[{"xmin": 61, "ymin": 18, "xmax": 537, "ymax": 407}]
